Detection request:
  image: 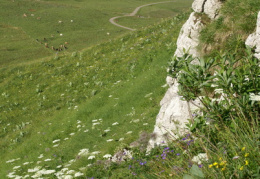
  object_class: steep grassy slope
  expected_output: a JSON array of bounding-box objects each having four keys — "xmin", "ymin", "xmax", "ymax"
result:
[
  {"xmin": 0, "ymin": 0, "xmax": 192, "ymax": 67},
  {"xmin": 0, "ymin": 11, "xmax": 191, "ymax": 178}
]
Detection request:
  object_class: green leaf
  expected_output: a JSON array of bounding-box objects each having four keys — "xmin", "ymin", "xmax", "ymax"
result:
[
  {"xmin": 183, "ymin": 174, "xmax": 195, "ymax": 179},
  {"xmin": 190, "ymin": 165, "xmax": 205, "ymax": 178}
]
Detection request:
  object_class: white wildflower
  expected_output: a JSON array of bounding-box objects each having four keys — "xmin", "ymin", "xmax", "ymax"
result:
[
  {"xmin": 126, "ymin": 131, "xmax": 132, "ymax": 134},
  {"xmin": 56, "ymin": 165, "xmax": 62, "ymax": 168},
  {"xmin": 106, "ymin": 139, "xmax": 113, "ymax": 142},
  {"xmin": 92, "ymin": 119, "xmax": 98, "ymax": 122},
  {"xmin": 91, "ymin": 151, "xmax": 101, "ymax": 155},
  {"xmin": 6, "ymin": 158, "xmax": 20, "ymax": 163},
  {"xmin": 133, "ymin": 119, "xmax": 140, "ymax": 123},
  {"xmin": 41, "ymin": 169, "xmax": 56, "ymax": 175},
  {"xmin": 63, "ymin": 175, "xmax": 73, "ymax": 179},
  {"xmin": 69, "ymin": 133, "xmax": 75, "ymax": 136},
  {"xmin": 92, "ymin": 122, "xmax": 100, "ymax": 126},
  {"xmin": 64, "ymin": 137, "xmax": 69, "ymax": 140},
  {"xmin": 66, "ymin": 170, "xmax": 75, "ymax": 175},
  {"xmin": 84, "ymin": 129, "xmax": 89, "ymax": 133},
  {"xmin": 52, "ymin": 139, "xmax": 60, "ymax": 143},
  {"xmin": 103, "ymin": 154, "xmax": 112, "ymax": 159},
  {"xmin": 249, "ymin": 93, "xmax": 260, "ymax": 101},
  {"xmin": 69, "ymin": 159, "xmax": 75, "ymax": 164},
  {"xmin": 13, "ymin": 166, "xmax": 21, "ymax": 170},
  {"xmin": 233, "ymin": 156, "xmax": 240, "ymax": 160},
  {"xmin": 112, "ymin": 122, "xmax": 119, "ymax": 126},
  {"xmin": 79, "ymin": 167, "xmax": 87, "ymax": 171},
  {"xmin": 53, "ymin": 144, "xmax": 59, "ymax": 147},
  {"xmin": 77, "ymin": 125, "xmax": 81, "ymax": 128},
  {"xmin": 88, "ymin": 155, "xmax": 95, "ymax": 160},
  {"xmin": 109, "ymin": 95, "xmax": 113, "ymax": 97},
  {"xmin": 192, "ymin": 153, "xmax": 208, "ymax": 164},
  {"xmin": 75, "ymin": 172, "xmax": 84, "ymax": 177},
  {"xmin": 23, "ymin": 162, "xmax": 29, "ymax": 165},
  {"xmin": 143, "ymin": 123, "xmax": 148, "ymax": 126},
  {"xmin": 6, "ymin": 172, "xmax": 16, "ymax": 178},
  {"xmin": 6, "ymin": 159, "xmax": 16, "ymax": 163},
  {"xmin": 61, "ymin": 168, "xmax": 69, "ymax": 172},
  {"xmin": 31, "ymin": 173, "xmax": 42, "ymax": 178},
  {"xmin": 44, "ymin": 159, "xmax": 51, "ymax": 162},
  {"xmin": 28, "ymin": 166, "xmax": 42, "ymax": 173},
  {"xmin": 36, "ymin": 161, "xmax": 41, "ymax": 164},
  {"xmin": 78, "ymin": 148, "xmax": 89, "ymax": 156},
  {"xmin": 60, "ymin": 33, "xmax": 63, "ymax": 36},
  {"xmin": 119, "ymin": 138, "xmax": 124, "ymax": 141},
  {"xmin": 104, "ymin": 128, "xmax": 110, "ymax": 132},
  {"xmin": 144, "ymin": 93, "xmax": 153, "ymax": 98},
  {"xmin": 38, "ymin": 154, "xmax": 44, "ymax": 159}
]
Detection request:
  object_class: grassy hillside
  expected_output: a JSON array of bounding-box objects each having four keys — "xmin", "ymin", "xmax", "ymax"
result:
[
  {"xmin": 1, "ymin": 0, "xmax": 259, "ymax": 178},
  {"xmin": 0, "ymin": 8, "xmax": 191, "ymax": 178},
  {"xmin": 0, "ymin": 0, "xmax": 192, "ymax": 67}
]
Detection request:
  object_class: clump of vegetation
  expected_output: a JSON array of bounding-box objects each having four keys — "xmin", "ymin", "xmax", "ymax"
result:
[
  {"xmin": 199, "ymin": 0, "xmax": 260, "ymax": 57},
  {"xmin": 82, "ymin": 50, "xmax": 259, "ymax": 178}
]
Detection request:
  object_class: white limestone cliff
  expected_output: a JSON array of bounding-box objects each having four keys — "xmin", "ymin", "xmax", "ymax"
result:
[
  {"xmin": 147, "ymin": 0, "xmax": 222, "ymax": 151},
  {"xmin": 245, "ymin": 11, "xmax": 260, "ymax": 59},
  {"xmin": 192, "ymin": 0, "xmax": 222, "ymax": 19},
  {"xmin": 174, "ymin": 12, "xmax": 204, "ymax": 58}
]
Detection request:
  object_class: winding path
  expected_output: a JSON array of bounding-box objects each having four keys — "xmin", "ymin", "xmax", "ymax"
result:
[{"xmin": 109, "ymin": 1, "xmax": 174, "ymax": 31}]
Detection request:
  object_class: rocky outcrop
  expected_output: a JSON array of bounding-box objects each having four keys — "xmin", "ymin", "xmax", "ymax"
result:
[
  {"xmin": 192, "ymin": 0, "xmax": 222, "ymax": 19},
  {"xmin": 174, "ymin": 12, "xmax": 204, "ymax": 58},
  {"xmin": 147, "ymin": 0, "xmax": 222, "ymax": 151},
  {"xmin": 147, "ymin": 77, "xmax": 201, "ymax": 151},
  {"xmin": 245, "ymin": 11, "xmax": 260, "ymax": 59},
  {"xmin": 174, "ymin": 0, "xmax": 222, "ymax": 58}
]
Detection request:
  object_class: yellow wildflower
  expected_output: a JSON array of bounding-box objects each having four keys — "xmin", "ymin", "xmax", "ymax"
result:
[
  {"xmin": 219, "ymin": 157, "xmax": 222, "ymax": 161},
  {"xmin": 239, "ymin": 166, "xmax": 244, "ymax": 170},
  {"xmin": 216, "ymin": 165, "xmax": 219, "ymax": 168},
  {"xmin": 213, "ymin": 162, "xmax": 218, "ymax": 166},
  {"xmin": 245, "ymin": 153, "xmax": 249, "ymax": 157},
  {"xmin": 241, "ymin": 147, "xmax": 246, "ymax": 151},
  {"xmin": 221, "ymin": 167, "xmax": 226, "ymax": 171},
  {"xmin": 209, "ymin": 164, "xmax": 213, "ymax": 168},
  {"xmin": 220, "ymin": 161, "xmax": 227, "ymax": 166},
  {"xmin": 245, "ymin": 160, "xmax": 249, "ymax": 165}
]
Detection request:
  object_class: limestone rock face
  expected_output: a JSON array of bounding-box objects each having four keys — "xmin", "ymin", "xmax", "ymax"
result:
[
  {"xmin": 174, "ymin": 12, "xmax": 204, "ymax": 58},
  {"xmin": 147, "ymin": 0, "xmax": 223, "ymax": 151},
  {"xmin": 245, "ymin": 11, "xmax": 260, "ymax": 59},
  {"xmin": 192, "ymin": 0, "xmax": 222, "ymax": 19},
  {"xmin": 147, "ymin": 77, "xmax": 201, "ymax": 151}
]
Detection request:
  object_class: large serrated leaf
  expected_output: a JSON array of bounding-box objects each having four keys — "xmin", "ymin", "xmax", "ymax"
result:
[{"xmin": 190, "ymin": 165, "xmax": 205, "ymax": 178}]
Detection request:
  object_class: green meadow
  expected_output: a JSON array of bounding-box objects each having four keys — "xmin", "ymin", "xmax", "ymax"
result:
[
  {"xmin": 0, "ymin": 0, "xmax": 192, "ymax": 67},
  {"xmin": 0, "ymin": 0, "xmax": 194, "ymax": 178}
]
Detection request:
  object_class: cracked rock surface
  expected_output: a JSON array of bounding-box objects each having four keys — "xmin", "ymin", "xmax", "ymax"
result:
[{"xmin": 246, "ymin": 11, "xmax": 260, "ymax": 59}]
